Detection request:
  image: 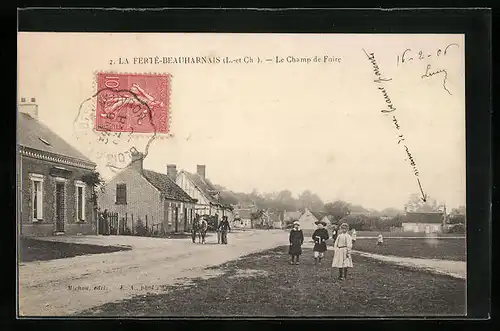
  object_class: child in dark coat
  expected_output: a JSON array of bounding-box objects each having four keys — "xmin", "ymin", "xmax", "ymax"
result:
[
  {"xmin": 312, "ymin": 220, "xmax": 329, "ymax": 264},
  {"xmin": 289, "ymin": 221, "xmax": 304, "ymax": 265}
]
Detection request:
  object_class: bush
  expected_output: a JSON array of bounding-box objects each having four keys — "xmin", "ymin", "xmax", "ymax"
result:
[
  {"xmin": 134, "ymin": 219, "xmax": 148, "ymax": 236},
  {"xmin": 448, "ymin": 214, "xmax": 466, "ymax": 225},
  {"xmin": 449, "ymin": 223, "xmax": 465, "ymax": 234}
]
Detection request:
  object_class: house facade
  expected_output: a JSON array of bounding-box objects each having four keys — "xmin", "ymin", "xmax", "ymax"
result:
[
  {"xmin": 402, "ymin": 212, "xmax": 445, "ymax": 233},
  {"xmin": 176, "ymin": 165, "xmax": 234, "ymax": 227},
  {"xmin": 233, "ymin": 203, "xmax": 257, "ymax": 228},
  {"xmin": 98, "ymin": 153, "xmax": 197, "ymax": 234},
  {"xmin": 233, "ymin": 209, "xmax": 253, "ymax": 228},
  {"xmin": 18, "ymin": 99, "xmax": 97, "ymax": 236},
  {"xmin": 268, "ymin": 210, "xmax": 285, "ymax": 229}
]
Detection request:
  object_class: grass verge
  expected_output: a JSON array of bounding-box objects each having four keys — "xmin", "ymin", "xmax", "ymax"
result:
[
  {"xmin": 19, "ymin": 237, "xmax": 131, "ymax": 263},
  {"xmin": 353, "ymin": 238, "xmax": 466, "ymax": 261},
  {"xmin": 78, "ymin": 246, "xmax": 466, "ymax": 317}
]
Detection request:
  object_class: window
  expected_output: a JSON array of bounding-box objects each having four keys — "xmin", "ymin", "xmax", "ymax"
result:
[
  {"xmin": 75, "ymin": 181, "xmax": 86, "ymax": 221},
  {"xmin": 116, "ymin": 183, "xmax": 127, "ymax": 204},
  {"xmin": 30, "ymin": 174, "xmax": 44, "ymax": 221}
]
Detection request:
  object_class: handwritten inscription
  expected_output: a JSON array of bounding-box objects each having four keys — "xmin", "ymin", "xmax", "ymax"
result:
[
  {"xmin": 363, "ymin": 48, "xmax": 427, "ymax": 201},
  {"xmin": 421, "ymin": 64, "xmax": 451, "ymax": 95},
  {"xmin": 396, "ymin": 43, "xmax": 460, "ymax": 66}
]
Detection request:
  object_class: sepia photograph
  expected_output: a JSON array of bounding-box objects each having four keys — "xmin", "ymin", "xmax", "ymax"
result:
[{"xmin": 17, "ymin": 30, "xmax": 469, "ymax": 318}]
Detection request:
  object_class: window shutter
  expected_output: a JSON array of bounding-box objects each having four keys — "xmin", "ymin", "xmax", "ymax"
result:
[{"xmin": 116, "ymin": 184, "xmax": 127, "ymax": 204}]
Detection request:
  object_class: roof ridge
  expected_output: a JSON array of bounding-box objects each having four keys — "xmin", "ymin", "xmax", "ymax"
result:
[
  {"xmin": 18, "ymin": 112, "xmax": 94, "ymax": 164},
  {"xmin": 142, "ymin": 169, "xmax": 195, "ymax": 203}
]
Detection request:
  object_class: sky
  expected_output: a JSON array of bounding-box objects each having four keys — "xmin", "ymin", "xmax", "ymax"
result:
[{"xmin": 17, "ymin": 33, "xmax": 466, "ymax": 210}]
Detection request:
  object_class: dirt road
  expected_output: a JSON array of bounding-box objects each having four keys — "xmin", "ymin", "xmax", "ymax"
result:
[{"xmin": 18, "ymin": 230, "xmax": 286, "ymax": 317}]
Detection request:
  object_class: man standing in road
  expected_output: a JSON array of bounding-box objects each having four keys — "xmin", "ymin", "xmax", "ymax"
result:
[{"xmin": 218, "ymin": 216, "xmax": 231, "ymax": 244}]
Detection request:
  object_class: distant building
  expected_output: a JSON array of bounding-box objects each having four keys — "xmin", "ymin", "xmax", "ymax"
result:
[
  {"xmin": 18, "ymin": 98, "xmax": 97, "ymax": 236},
  {"xmin": 297, "ymin": 208, "xmax": 324, "ymax": 230},
  {"xmin": 176, "ymin": 165, "xmax": 234, "ymax": 227},
  {"xmin": 233, "ymin": 208, "xmax": 253, "ymax": 228},
  {"xmin": 402, "ymin": 212, "xmax": 445, "ymax": 233},
  {"xmin": 268, "ymin": 210, "xmax": 285, "ymax": 229},
  {"xmin": 98, "ymin": 153, "xmax": 197, "ymax": 234}
]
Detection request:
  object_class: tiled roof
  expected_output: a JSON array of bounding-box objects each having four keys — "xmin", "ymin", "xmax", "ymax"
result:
[
  {"xmin": 143, "ymin": 169, "xmax": 196, "ymax": 203},
  {"xmin": 322, "ymin": 215, "xmax": 335, "ymax": 223},
  {"xmin": 18, "ymin": 112, "xmax": 94, "ymax": 164},
  {"xmin": 183, "ymin": 171, "xmax": 232, "ymax": 208},
  {"xmin": 405, "ymin": 212, "xmax": 444, "ymax": 224},
  {"xmin": 310, "ymin": 211, "xmax": 326, "ymax": 221}
]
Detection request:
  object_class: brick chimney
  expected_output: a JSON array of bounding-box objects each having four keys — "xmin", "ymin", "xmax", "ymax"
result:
[
  {"xmin": 130, "ymin": 151, "xmax": 144, "ymax": 173},
  {"xmin": 197, "ymin": 164, "xmax": 206, "ymax": 180},
  {"xmin": 19, "ymin": 97, "xmax": 39, "ymax": 119},
  {"xmin": 167, "ymin": 164, "xmax": 177, "ymax": 181}
]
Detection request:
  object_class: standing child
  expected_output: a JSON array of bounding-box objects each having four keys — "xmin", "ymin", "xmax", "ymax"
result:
[
  {"xmin": 351, "ymin": 228, "xmax": 357, "ymax": 246},
  {"xmin": 377, "ymin": 232, "xmax": 384, "ymax": 245},
  {"xmin": 332, "ymin": 223, "xmax": 353, "ymax": 280},
  {"xmin": 289, "ymin": 221, "xmax": 304, "ymax": 265},
  {"xmin": 312, "ymin": 220, "xmax": 329, "ymax": 264}
]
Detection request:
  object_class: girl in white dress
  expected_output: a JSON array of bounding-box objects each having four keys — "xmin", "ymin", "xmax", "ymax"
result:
[{"xmin": 332, "ymin": 222, "xmax": 353, "ymax": 280}]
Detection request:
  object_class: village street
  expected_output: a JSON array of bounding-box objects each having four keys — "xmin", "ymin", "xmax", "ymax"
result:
[{"xmin": 18, "ymin": 230, "xmax": 286, "ymax": 317}]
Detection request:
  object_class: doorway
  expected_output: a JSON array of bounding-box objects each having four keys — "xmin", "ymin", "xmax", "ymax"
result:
[
  {"xmin": 183, "ymin": 207, "xmax": 188, "ymax": 232},
  {"xmin": 174, "ymin": 206, "xmax": 179, "ymax": 232},
  {"xmin": 55, "ymin": 182, "xmax": 65, "ymax": 233}
]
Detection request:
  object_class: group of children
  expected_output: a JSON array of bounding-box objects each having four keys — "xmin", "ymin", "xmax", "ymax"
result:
[
  {"xmin": 288, "ymin": 220, "xmax": 354, "ymax": 280},
  {"xmin": 289, "ymin": 221, "xmax": 386, "ymax": 280}
]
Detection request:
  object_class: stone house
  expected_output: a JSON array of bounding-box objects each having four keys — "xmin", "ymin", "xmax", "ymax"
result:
[
  {"xmin": 98, "ymin": 153, "xmax": 197, "ymax": 233},
  {"xmin": 233, "ymin": 208, "xmax": 253, "ymax": 228},
  {"xmin": 268, "ymin": 210, "xmax": 285, "ymax": 229},
  {"xmin": 18, "ymin": 98, "xmax": 97, "ymax": 236},
  {"xmin": 402, "ymin": 212, "xmax": 445, "ymax": 233},
  {"xmin": 176, "ymin": 165, "xmax": 234, "ymax": 227}
]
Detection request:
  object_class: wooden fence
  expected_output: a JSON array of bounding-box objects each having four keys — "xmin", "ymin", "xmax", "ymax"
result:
[{"xmin": 97, "ymin": 211, "xmax": 167, "ymax": 237}]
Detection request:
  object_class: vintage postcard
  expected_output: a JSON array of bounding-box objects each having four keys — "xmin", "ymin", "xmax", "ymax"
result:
[{"xmin": 17, "ymin": 32, "xmax": 466, "ymax": 317}]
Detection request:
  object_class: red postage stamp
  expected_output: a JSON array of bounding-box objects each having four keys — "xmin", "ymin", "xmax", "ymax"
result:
[{"xmin": 95, "ymin": 72, "xmax": 170, "ymax": 134}]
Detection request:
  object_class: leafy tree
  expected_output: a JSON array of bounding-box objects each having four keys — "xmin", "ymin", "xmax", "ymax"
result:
[
  {"xmin": 380, "ymin": 207, "xmax": 404, "ymax": 217},
  {"xmin": 340, "ymin": 214, "xmax": 366, "ymax": 231},
  {"xmin": 451, "ymin": 205, "xmax": 466, "ymax": 216},
  {"xmin": 324, "ymin": 200, "xmax": 351, "ymax": 223},
  {"xmin": 81, "ymin": 171, "xmax": 105, "ymax": 211},
  {"xmin": 297, "ymin": 190, "xmax": 324, "ymax": 211},
  {"xmin": 250, "ymin": 209, "xmax": 264, "ymax": 220},
  {"xmin": 448, "ymin": 205, "xmax": 466, "ymax": 225},
  {"xmin": 349, "ymin": 204, "xmax": 370, "ymax": 214},
  {"xmin": 274, "ymin": 190, "xmax": 297, "ymax": 211},
  {"xmin": 405, "ymin": 193, "xmax": 439, "ymax": 212}
]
